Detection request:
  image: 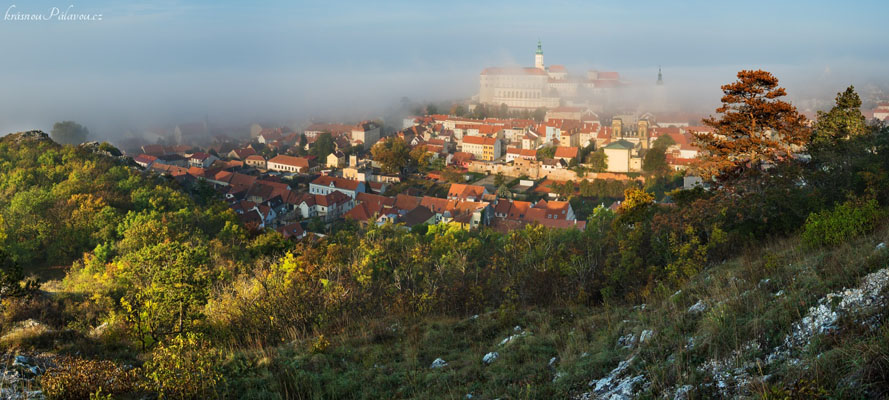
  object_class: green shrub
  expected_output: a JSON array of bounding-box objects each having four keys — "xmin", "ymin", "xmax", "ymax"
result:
[
  {"xmin": 40, "ymin": 357, "xmax": 142, "ymax": 400},
  {"xmin": 143, "ymin": 332, "xmax": 223, "ymax": 399},
  {"xmin": 802, "ymin": 198, "xmax": 882, "ymax": 247}
]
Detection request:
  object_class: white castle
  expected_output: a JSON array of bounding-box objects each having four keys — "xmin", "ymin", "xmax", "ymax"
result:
[{"xmin": 478, "ymin": 40, "xmax": 622, "ymax": 110}]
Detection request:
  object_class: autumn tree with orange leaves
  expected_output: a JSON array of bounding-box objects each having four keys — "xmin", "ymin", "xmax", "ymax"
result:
[{"xmin": 693, "ymin": 70, "xmax": 811, "ymax": 189}]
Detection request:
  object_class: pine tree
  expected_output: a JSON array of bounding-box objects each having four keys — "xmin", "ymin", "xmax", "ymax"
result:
[{"xmin": 693, "ymin": 70, "xmax": 810, "ymax": 188}]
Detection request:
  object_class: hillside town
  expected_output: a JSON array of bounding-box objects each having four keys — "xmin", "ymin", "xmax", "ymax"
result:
[
  {"xmin": 121, "ymin": 43, "xmax": 889, "ymax": 239},
  {"xmin": 124, "ymin": 101, "xmax": 720, "ymax": 237}
]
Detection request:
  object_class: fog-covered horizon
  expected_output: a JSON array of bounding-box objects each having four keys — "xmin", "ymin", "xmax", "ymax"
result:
[{"xmin": 1, "ymin": 0, "xmax": 887, "ymax": 140}]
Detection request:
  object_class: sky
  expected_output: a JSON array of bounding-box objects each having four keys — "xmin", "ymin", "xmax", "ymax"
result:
[{"xmin": 0, "ymin": 0, "xmax": 887, "ymax": 139}]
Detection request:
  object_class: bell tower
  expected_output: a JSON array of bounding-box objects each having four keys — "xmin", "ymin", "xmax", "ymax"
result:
[{"xmin": 535, "ymin": 40, "xmax": 544, "ymax": 70}]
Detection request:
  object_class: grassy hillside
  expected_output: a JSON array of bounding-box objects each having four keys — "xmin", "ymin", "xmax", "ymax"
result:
[{"xmin": 216, "ymin": 225, "xmax": 889, "ymax": 399}]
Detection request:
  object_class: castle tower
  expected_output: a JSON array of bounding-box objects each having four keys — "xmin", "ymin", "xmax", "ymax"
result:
[{"xmin": 535, "ymin": 40, "xmax": 544, "ymax": 70}]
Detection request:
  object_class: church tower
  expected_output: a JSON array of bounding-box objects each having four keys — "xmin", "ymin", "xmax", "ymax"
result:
[
  {"xmin": 535, "ymin": 40, "xmax": 544, "ymax": 70},
  {"xmin": 612, "ymin": 117, "xmax": 623, "ymax": 138},
  {"xmin": 656, "ymin": 66, "xmax": 664, "ymax": 85}
]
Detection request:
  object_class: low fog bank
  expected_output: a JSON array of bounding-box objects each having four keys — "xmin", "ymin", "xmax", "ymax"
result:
[{"xmin": 0, "ymin": 60, "xmax": 885, "ymax": 147}]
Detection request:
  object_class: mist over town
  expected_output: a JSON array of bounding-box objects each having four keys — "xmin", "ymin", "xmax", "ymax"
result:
[{"xmin": 0, "ymin": 1, "xmax": 888, "ymax": 398}]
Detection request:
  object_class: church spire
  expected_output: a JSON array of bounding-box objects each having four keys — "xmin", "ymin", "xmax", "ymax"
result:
[
  {"xmin": 656, "ymin": 66, "xmax": 664, "ymax": 85},
  {"xmin": 536, "ymin": 39, "xmax": 543, "ymax": 55}
]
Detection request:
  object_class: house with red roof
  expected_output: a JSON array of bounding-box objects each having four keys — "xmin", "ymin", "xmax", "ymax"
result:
[
  {"xmin": 276, "ymin": 222, "xmax": 306, "ymax": 240},
  {"xmin": 296, "ymin": 191, "xmax": 354, "ymax": 221},
  {"xmin": 398, "ymin": 206, "xmax": 436, "ymax": 227},
  {"xmin": 505, "ymin": 147, "xmax": 538, "ymax": 162},
  {"xmin": 267, "ymin": 155, "xmax": 317, "ymax": 173},
  {"xmin": 491, "ymin": 198, "xmax": 582, "ymax": 231},
  {"xmin": 447, "ymin": 184, "xmax": 488, "ymax": 202},
  {"xmin": 344, "ymin": 193, "xmax": 399, "ymax": 226},
  {"xmin": 231, "ymin": 200, "xmax": 276, "ymax": 229},
  {"xmin": 450, "ymin": 151, "xmax": 474, "ymax": 167},
  {"xmin": 245, "ymin": 154, "xmax": 267, "ymax": 169},
  {"xmin": 227, "ymin": 147, "xmax": 257, "ymax": 160},
  {"xmin": 461, "ymin": 135, "xmax": 502, "ymax": 161},
  {"xmin": 187, "ymin": 152, "xmax": 218, "ymax": 168},
  {"xmin": 133, "ymin": 154, "xmax": 157, "ymax": 168},
  {"xmin": 553, "ymin": 146, "xmax": 579, "ymax": 162},
  {"xmin": 419, "ymin": 196, "xmax": 492, "ymax": 229},
  {"xmin": 140, "ymin": 144, "xmax": 168, "ymax": 156},
  {"xmin": 309, "ymin": 175, "xmax": 365, "ymax": 199}
]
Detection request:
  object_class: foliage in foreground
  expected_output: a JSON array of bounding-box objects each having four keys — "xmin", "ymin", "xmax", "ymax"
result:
[{"xmin": 1, "ymin": 78, "xmax": 889, "ymax": 398}]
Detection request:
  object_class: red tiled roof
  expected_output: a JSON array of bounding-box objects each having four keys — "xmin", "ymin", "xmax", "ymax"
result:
[
  {"xmin": 268, "ymin": 154, "xmax": 311, "ymax": 168},
  {"xmin": 311, "ymin": 175, "xmax": 361, "ymax": 191},
  {"xmin": 134, "ymin": 154, "xmax": 157, "ymax": 164},
  {"xmin": 141, "ymin": 144, "xmax": 167, "ymax": 155},
  {"xmin": 187, "ymin": 166, "xmax": 206, "ymax": 177},
  {"xmin": 553, "ymin": 146, "xmax": 579, "ymax": 159},
  {"xmin": 316, "ymin": 190, "xmax": 350, "ymax": 207},
  {"xmin": 230, "ymin": 148, "xmax": 257, "ymax": 159},
  {"xmin": 189, "ymin": 152, "xmax": 212, "ymax": 161},
  {"xmin": 448, "ymin": 184, "xmax": 486, "ymax": 200},
  {"xmin": 276, "ymin": 222, "xmax": 304, "ymax": 239},
  {"xmin": 420, "ymin": 196, "xmax": 488, "ymax": 216},
  {"xmin": 394, "ymin": 194, "xmax": 421, "ymax": 212},
  {"xmin": 356, "ymin": 192, "xmax": 395, "ymax": 207},
  {"xmin": 506, "ymin": 147, "xmax": 535, "ymax": 157},
  {"xmin": 462, "ymin": 136, "xmax": 497, "ymax": 146}
]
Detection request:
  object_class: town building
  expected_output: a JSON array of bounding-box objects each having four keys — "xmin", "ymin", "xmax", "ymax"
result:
[
  {"xmin": 296, "ymin": 191, "xmax": 354, "ymax": 221},
  {"xmin": 351, "ymin": 121, "xmax": 381, "ymax": 149},
  {"xmin": 187, "ymin": 152, "xmax": 218, "ymax": 168},
  {"xmin": 603, "ymin": 140, "xmax": 642, "ymax": 173},
  {"xmin": 267, "ymin": 155, "xmax": 317, "ymax": 173},
  {"xmin": 326, "ymin": 151, "xmax": 345, "ymax": 168},
  {"xmin": 244, "ymin": 155, "xmax": 267, "ymax": 169},
  {"xmin": 461, "ymin": 135, "xmax": 502, "ymax": 161},
  {"xmin": 309, "ymin": 175, "xmax": 365, "ymax": 199}
]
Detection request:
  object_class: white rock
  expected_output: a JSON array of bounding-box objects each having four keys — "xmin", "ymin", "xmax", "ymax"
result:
[
  {"xmin": 617, "ymin": 333, "xmax": 637, "ymax": 349},
  {"xmin": 499, "ymin": 331, "xmax": 528, "ymax": 346},
  {"xmin": 586, "ymin": 356, "xmax": 647, "ymax": 400},
  {"xmin": 482, "ymin": 352, "xmax": 499, "ymax": 365},
  {"xmin": 430, "ymin": 358, "xmax": 447, "ymax": 369},
  {"xmin": 639, "ymin": 330, "xmax": 654, "ymax": 343},
  {"xmin": 688, "ymin": 300, "xmax": 707, "ymax": 314},
  {"xmin": 876, "ymin": 242, "xmax": 886, "ymax": 251},
  {"xmin": 673, "ymin": 385, "xmax": 693, "ymax": 400},
  {"xmin": 549, "ymin": 357, "xmax": 558, "ymax": 367}
]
